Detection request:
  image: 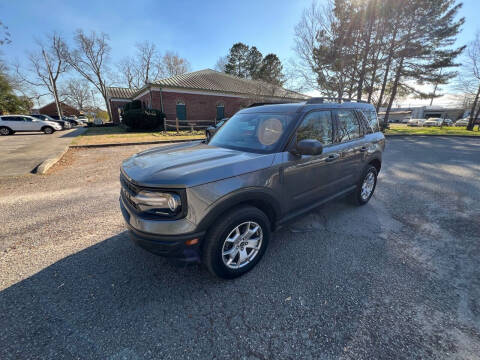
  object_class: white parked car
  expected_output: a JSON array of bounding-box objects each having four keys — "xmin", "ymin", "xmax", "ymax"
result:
[
  {"xmin": 443, "ymin": 118, "xmax": 453, "ymax": 126},
  {"xmin": 407, "ymin": 118, "xmax": 426, "ymax": 127},
  {"xmin": 423, "ymin": 118, "xmax": 443, "ymax": 127},
  {"xmin": 0, "ymin": 115, "xmax": 62, "ymax": 135},
  {"xmin": 455, "ymin": 118, "xmax": 469, "ymax": 127}
]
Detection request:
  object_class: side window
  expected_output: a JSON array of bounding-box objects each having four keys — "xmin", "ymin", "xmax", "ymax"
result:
[
  {"xmin": 362, "ymin": 110, "xmax": 380, "ymax": 133},
  {"xmin": 296, "ymin": 111, "xmax": 333, "ymax": 145},
  {"xmin": 335, "ymin": 110, "xmax": 360, "ymax": 142},
  {"xmin": 356, "ymin": 110, "xmax": 372, "ymax": 135},
  {"xmin": 23, "ymin": 117, "xmax": 33, "ymax": 122}
]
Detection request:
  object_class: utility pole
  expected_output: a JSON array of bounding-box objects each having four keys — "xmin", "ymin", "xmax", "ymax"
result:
[{"xmin": 42, "ymin": 49, "xmax": 62, "ymax": 118}]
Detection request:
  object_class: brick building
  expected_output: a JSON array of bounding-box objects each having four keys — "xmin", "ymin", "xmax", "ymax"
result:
[
  {"xmin": 37, "ymin": 101, "xmax": 80, "ymax": 117},
  {"xmin": 107, "ymin": 69, "xmax": 308, "ymax": 124}
]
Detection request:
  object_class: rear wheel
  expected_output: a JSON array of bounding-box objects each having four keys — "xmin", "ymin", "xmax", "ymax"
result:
[
  {"xmin": 350, "ymin": 165, "xmax": 377, "ymax": 205},
  {"xmin": 42, "ymin": 126, "xmax": 54, "ymax": 134},
  {"xmin": 202, "ymin": 206, "xmax": 270, "ymax": 279},
  {"xmin": 0, "ymin": 127, "xmax": 11, "ymax": 136}
]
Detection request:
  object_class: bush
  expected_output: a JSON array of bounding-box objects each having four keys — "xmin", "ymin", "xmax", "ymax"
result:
[{"xmin": 122, "ymin": 101, "xmax": 165, "ymax": 131}]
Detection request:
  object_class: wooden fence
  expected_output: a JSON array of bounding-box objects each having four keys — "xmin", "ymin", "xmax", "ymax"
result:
[{"xmin": 164, "ymin": 119, "xmax": 218, "ymax": 132}]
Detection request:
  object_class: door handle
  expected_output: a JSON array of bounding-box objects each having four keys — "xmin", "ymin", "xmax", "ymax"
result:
[{"xmin": 325, "ymin": 153, "xmax": 340, "ymax": 162}]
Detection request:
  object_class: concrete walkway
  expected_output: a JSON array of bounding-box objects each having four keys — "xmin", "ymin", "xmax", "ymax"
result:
[{"xmin": 0, "ymin": 127, "xmax": 86, "ymax": 176}]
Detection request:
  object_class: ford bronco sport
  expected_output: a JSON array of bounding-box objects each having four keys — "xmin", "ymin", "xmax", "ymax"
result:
[{"xmin": 120, "ymin": 98, "xmax": 385, "ymax": 278}]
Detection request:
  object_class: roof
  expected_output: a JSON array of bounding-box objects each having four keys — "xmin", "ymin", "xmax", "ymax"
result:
[
  {"xmin": 240, "ymin": 100, "xmax": 376, "ymax": 114},
  {"xmin": 149, "ymin": 69, "xmax": 308, "ymax": 100},
  {"xmin": 38, "ymin": 101, "xmax": 78, "ymax": 111},
  {"xmin": 107, "ymin": 87, "xmax": 138, "ymax": 99}
]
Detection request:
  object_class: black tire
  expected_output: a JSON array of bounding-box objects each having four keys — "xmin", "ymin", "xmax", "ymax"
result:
[
  {"xmin": 350, "ymin": 165, "xmax": 378, "ymax": 206},
  {"xmin": 42, "ymin": 126, "xmax": 54, "ymax": 134},
  {"xmin": 202, "ymin": 205, "xmax": 271, "ymax": 279},
  {"xmin": 0, "ymin": 126, "xmax": 12, "ymax": 136}
]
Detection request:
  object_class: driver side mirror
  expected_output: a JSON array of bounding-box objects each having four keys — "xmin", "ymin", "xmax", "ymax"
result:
[{"xmin": 293, "ymin": 139, "xmax": 323, "ymax": 156}]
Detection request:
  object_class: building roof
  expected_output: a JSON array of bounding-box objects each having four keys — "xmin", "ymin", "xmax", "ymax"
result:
[
  {"xmin": 107, "ymin": 87, "xmax": 138, "ymax": 99},
  {"xmin": 149, "ymin": 69, "xmax": 308, "ymax": 100}
]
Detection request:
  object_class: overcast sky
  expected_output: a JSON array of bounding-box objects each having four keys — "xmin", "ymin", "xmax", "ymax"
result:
[{"xmin": 1, "ymin": 0, "xmax": 479, "ymax": 107}]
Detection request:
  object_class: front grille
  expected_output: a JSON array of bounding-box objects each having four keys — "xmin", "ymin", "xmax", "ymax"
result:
[{"xmin": 120, "ymin": 173, "xmax": 140, "ymax": 211}]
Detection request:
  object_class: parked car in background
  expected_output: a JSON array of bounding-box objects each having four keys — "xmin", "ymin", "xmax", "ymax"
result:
[
  {"xmin": 0, "ymin": 115, "xmax": 62, "ymax": 135},
  {"xmin": 77, "ymin": 116, "xmax": 89, "ymax": 124},
  {"xmin": 205, "ymin": 118, "xmax": 229, "ymax": 141},
  {"xmin": 455, "ymin": 118, "xmax": 470, "ymax": 127},
  {"xmin": 31, "ymin": 114, "xmax": 71, "ymax": 130},
  {"xmin": 423, "ymin": 118, "xmax": 443, "ymax": 127},
  {"xmin": 120, "ymin": 99, "xmax": 385, "ymax": 278},
  {"xmin": 407, "ymin": 118, "xmax": 426, "ymax": 127},
  {"xmin": 50, "ymin": 115, "xmax": 81, "ymax": 126},
  {"xmin": 442, "ymin": 118, "xmax": 453, "ymax": 126},
  {"xmin": 401, "ymin": 118, "xmax": 410, "ymax": 124}
]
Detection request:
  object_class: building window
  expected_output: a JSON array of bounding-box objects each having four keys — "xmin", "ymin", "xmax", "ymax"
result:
[
  {"xmin": 216, "ymin": 103, "xmax": 225, "ymax": 120},
  {"xmin": 176, "ymin": 100, "xmax": 186, "ymax": 121}
]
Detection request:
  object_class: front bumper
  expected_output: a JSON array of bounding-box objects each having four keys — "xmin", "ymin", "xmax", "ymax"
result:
[{"xmin": 120, "ymin": 196, "xmax": 204, "ymax": 261}]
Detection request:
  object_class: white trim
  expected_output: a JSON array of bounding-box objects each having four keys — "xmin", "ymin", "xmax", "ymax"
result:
[
  {"xmin": 133, "ymin": 89, "xmax": 151, "ymax": 100},
  {"xmin": 109, "ymin": 98, "xmax": 131, "ymax": 102}
]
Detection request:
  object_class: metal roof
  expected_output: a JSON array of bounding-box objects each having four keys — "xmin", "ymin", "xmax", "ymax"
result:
[
  {"xmin": 106, "ymin": 87, "xmax": 138, "ymax": 99},
  {"xmin": 150, "ymin": 69, "xmax": 308, "ymax": 100}
]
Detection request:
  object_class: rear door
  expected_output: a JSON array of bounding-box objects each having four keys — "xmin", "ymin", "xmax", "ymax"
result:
[
  {"xmin": 22, "ymin": 116, "xmax": 41, "ymax": 131},
  {"xmin": 4, "ymin": 116, "xmax": 28, "ymax": 131},
  {"xmin": 331, "ymin": 109, "xmax": 368, "ymax": 189}
]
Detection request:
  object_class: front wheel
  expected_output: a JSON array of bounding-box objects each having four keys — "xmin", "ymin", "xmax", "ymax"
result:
[
  {"xmin": 350, "ymin": 165, "xmax": 378, "ymax": 206},
  {"xmin": 43, "ymin": 126, "xmax": 54, "ymax": 134},
  {"xmin": 202, "ymin": 206, "xmax": 270, "ymax": 279}
]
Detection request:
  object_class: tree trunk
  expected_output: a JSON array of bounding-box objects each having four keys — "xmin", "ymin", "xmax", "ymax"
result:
[
  {"xmin": 467, "ymin": 84, "xmax": 480, "ymax": 131},
  {"xmin": 376, "ymin": 27, "xmax": 398, "ymax": 113},
  {"xmin": 384, "ymin": 57, "xmax": 404, "ymax": 126},
  {"xmin": 356, "ymin": 0, "xmax": 376, "ymax": 101}
]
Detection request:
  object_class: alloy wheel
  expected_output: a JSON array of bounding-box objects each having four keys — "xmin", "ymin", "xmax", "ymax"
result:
[
  {"xmin": 361, "ymin": 171, "xmax": 375, "ymax": 201},
  {"xmin": 222, "ymin": 221, "xmax": 263, "ymax": 269}
]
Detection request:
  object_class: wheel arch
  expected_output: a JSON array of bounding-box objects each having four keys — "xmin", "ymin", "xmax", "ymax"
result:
[
  {"xmin": 196, "ymin": 188, "xmax": 282, "ymax": 233},
  {"xmin": 368, "ymin": 158, "xmax": 381, "ymax": 174}
]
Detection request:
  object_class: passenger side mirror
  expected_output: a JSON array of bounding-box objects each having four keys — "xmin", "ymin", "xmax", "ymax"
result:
[{"xmin": 294, "ymin": 139, "xmax": 323, "ymax": 156}]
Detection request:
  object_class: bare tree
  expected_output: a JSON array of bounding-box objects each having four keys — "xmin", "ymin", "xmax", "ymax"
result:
[
  {"xmin": 462, "ymin": 32, "xmax": 480, "ymax": 130},
  {"xmin": 63, "ymin": 30, "xmax": 113, "ymax": 120},
  {"xmin": 117, "ymin": 57, "xmax": 138, "ymax": 88},
  {"xmin": 214, "ymin": 56, "xmax": 227, "ymax": 72},
  {"xmin": 0, "ymin": 20, "xmax": 11, "ymax": 46},
  {"xmin": 62, "ymin": 78, "xmax": 91, "ymax": 111},
  {"xmin": 160, "ymin": 51, "xmax": 190, "ymax": 78},
  {"xmin": 15, "ymin": 33, "xmax": 68, "ymax": 117},
  {"xmin": 136, "ymin": 41, "xmax": 160, "ymax": 84}
]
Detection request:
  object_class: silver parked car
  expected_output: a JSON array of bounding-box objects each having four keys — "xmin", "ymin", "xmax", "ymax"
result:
[
  {"xmin": 120, "ymin": 99, "xmax": 385, "ymax": 278},
  {"xmin": 407, "ymin": 118, "xmax": 426, "ymax": 127},
  {"xmin": 0, "ymin": 115, "xmax": 62, "ymax": 135},
  {"xmin": 423, "ymin": 118, "xmax": 443, "ymax": 127}
]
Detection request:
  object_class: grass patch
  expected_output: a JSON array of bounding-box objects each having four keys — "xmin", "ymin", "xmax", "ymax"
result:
[
  {"xmin": 72, "ymin": 126, "xmax": 204, "ymax": 146},
  {"xmin": 385, "ymin": 123, "xmax": 480, "ymax": 136}
]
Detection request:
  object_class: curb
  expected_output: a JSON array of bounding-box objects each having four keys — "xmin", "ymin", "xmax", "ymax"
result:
[
  {"xmin": 70, "ymin": 138, "xmax": 203, "ymax": 148},
  {"xmin": 385, "ymin": 134, "xmax": 480, "ymax": 139},
  {"xmin": 35, "ymin": 146, "xmax": 69, "ymax": 175}
]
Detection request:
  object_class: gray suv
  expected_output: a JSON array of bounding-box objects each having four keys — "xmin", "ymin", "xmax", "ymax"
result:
[{"xmin": 120, "ymin": 99, "xmax": 385, "ymax": 278}]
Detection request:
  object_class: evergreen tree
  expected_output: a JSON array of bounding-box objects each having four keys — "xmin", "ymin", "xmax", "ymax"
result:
[
  {"xmin": 258, "ymin": 54, "xmax": 285, "ymax": 85},
  {"xmin": 225, "ymin": 42, "xmax": 250, "ymax": 78}
]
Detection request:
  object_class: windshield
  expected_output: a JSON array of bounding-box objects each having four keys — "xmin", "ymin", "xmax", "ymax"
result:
[{"xmin": 209, "ymin": 112, "xmax": 296, "ymax": 153}]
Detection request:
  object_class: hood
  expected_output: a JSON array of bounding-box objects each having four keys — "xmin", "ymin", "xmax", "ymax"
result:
[{"xmin": 121, "ymin": 141, "xmax": 275, "ymax": 188}]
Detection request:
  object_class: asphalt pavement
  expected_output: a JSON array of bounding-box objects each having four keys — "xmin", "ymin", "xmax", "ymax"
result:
[
  {"xmin": 0, "ymin": 127, "xmax": 86, "ymax": 176},
  {"xmin": 0, "ymin": 137, "xmax": 479, "ymax": 359}
]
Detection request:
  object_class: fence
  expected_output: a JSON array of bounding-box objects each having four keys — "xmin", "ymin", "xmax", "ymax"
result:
[{"xmin": 164, "ymin": 119, "xmax": 218, "ymax": 132}]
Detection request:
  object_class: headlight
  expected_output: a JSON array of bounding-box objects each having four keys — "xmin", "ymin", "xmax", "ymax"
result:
[{"xmin": 134, "ymin": 190, "xmax": 182, "ymax": 216}]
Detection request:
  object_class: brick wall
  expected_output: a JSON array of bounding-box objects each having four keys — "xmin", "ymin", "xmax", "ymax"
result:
[{"xmin": 134, "ymin": 89, "xmax": 252, "ymax": 123}]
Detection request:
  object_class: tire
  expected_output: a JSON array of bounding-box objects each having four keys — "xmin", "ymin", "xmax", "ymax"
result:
[
  {"xmin": 0, "ymin": 126, "xmax": 11, "ymax": 136},
  {"xmin": 202, "ymin": 205, "xmax": 271, "ymax": 279},
  {"xmin": 350, "ymin": 165, "xmax": 378, "ymax": 206},
  {"xmin": 42, "ymin": 126, "xmax": 54, "ymax": 134}
]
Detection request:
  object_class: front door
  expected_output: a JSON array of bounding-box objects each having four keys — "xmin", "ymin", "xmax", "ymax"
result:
[
  {"xmin": 176, "ymin": 103, "xmax": 186, "ymax": 122},
  {"xmin": 282, "ymin": 110, "xmax": 342, "ymax": 211},
  {"xmin": 216, "ymin": 105, "xmax": 225, "ymax": 120}
]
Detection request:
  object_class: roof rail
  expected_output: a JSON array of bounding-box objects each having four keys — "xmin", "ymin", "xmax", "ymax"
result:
[{"xmin": 306, "ymin": 97, "xmax": 369, "ymax": 104}]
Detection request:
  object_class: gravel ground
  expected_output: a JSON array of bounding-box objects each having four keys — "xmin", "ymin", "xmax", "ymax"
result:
[{"xmin": 1, "ymin": 137, "xmax": 479, "ymax": 359}]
